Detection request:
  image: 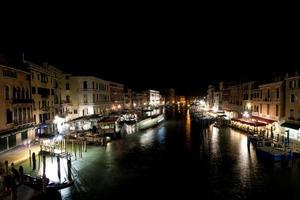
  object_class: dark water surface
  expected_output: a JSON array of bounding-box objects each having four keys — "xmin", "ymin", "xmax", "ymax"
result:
[{"xmin": 57, "ymin": 109, "xmax": 300, "ymax": 200}]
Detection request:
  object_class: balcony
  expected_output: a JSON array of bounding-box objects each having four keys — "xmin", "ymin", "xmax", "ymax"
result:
[
  {"xmin": 14, "ymin": 118, "xmax": 35, "ymax": 126},
  {"xmin": 62, "ymin": 100, "xmax": 72, "ymax": 104},
  {"xmin": 40, "ymin": 106, "xmax": 50, "ymax": 111},
  {"xmin": 12, "ymin": 99, "xmax": 33, "ymax": 104}
]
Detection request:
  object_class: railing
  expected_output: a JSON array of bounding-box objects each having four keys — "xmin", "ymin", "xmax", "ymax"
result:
[
  {"xmin": 14, "ymin": 118, "xmax": 35, "ymax": 125},
  {"xmin": 12, "ymin": 99, "xmax": 33, "ymax": 104},
  {"xmin": 62, "ymin": 100, "xmax": 72, "ymax": 104},
  {"xmin": 40, "ymin": 106, "xmax": 50, "ymax": 111}
]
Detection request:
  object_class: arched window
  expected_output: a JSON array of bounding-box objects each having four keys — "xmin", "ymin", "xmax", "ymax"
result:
[
  {"xmin": 26, "ymin": 89, "xmax": 29, "ymax": 99},
  {"xmin": 23, "ymin": 108, "xmax": 26, "ymax": 121},
  {"xmin": 13, "ymin": 109, "xmax": 17, "ymax": 122},
  {"xmin": 13, "ymin": 87, "xmax": 16, "ymax": 100},
  {"xmin": 27, "ymin": 108, "xmax": 30, "ymax": 121},
  {"xmin": 21, "ymin": 88, "xmax": 25, "ymax": 100},
  {"xmin": 17, "ymin": 87, "xmax": 20, "ymax": 100},
  {"xmin": 6, "ymin": 109, "xmax": 12, "ymax": 124},
  {"xmin": 18, "ymin": 108, "xmax": 22, "ymax": 121},
  {"xmin": 5, "ymin": 86, "xmax": 9, "ymax": 100}
]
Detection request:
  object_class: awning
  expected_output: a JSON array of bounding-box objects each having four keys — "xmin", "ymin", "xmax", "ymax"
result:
[
  {"xmin": 231, "ymin": 118, "xmax": 266, "ymax": 126},
  {"xmin": 251, "ymin": 116, "xmax": 275, "ymax": 124},
  {"xmin": 281, "ymin": 122, "xmax": 300, "ymax": 130}
]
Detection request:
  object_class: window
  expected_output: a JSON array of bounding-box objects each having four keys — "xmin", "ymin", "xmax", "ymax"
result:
[
  {"xmin": 26, "ymin": 89, "xmax": 29, "ymax": 99},
  {"xmin": 5, "ymin": 86, "xmax": 9, "ymax": 100},
  {"xmin": 298, "ymin": 80, "xmax": 300, "ymax": 88},
  {"xmin": 291, "ymin": 94, "xmax": 295, "ymax": 103},
  {"xmin": 38, "ymin": 74, "xmax": 40, "ymax": 80},
  {"xmin": 83, "ymin": 94, "xmax": 88, "ymax": 103},
  {"xmin": 0, "ymin": 137, "xmax": 7, "ymax": 152},
  {"xmin": 93, "ymin": 82, "xmax": 95, "ymax": 89},
  {"xmin": 32, "ymin": 87, "xmax": 36, "ymax": 94},
  {"xmin": 267, "ymin": 104, "xmax": 270, "ymax": 115},
  {"xmin": 290, "ymin": 109, "xmax": 295, "ymax": 119},
  {"xmin": 66, "ymin": 95, "xmax": 70, "ymax": 103},
  {"xmin": 267, "ymin": 89, "xmax": 270, "ymax": 99},
  {"xmin": 31, "ymin": 72, "xmax": 34, "ymax": 80},
  {"xmin": 289, "ymin": 81, "xmax": 292, "ymax": 88},
  {"xmin": 74, "ymin": 109, "xmax": 77, "ymax": 114},
  {"xmin": 260, "ymin": 104, "xmax": 262, "ymax": 113},
  {"xmin": 6, "ymin": 109, "xmax": 13, "ymax": 124},
  {"xmin": 276, "ymin": 88, "xmax": 279, "ymax": 99},
  {"xmin": 276, "ymin": 105, "xmax": 279, "ymax": 116},
  {"xmin": 3, "ymin": 70, "xmax": 17, "ymax": 78},
  {"xmin": 83, "ymin": 81, "xmax": 87, "ymax": 89},
  {"xmin": 260, "ymin": 90, "xmax": 262, "ymax": 98},
  {"xmin": 66, "ymin": 83, "xmax": 70, "ymax": 90},
  {"xmin": 66, "ymin": 75, "xmax": 69, "ymax": 80},
  {"xmin": 21, "ymin": 88, "xmax": 25, "ymax": 99},
  {"xmin": 8, "ymin": 134, "xmax": 16, "ymax": 148},
  {"xmin": 21, "ymin": 131, "xmax": 28, "ymax": 141}
]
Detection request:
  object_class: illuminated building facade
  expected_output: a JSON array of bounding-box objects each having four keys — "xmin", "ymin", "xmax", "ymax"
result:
[
  {"xmin": 25, "ymin": 61, "xmax": 62, "ymax": 135},
  {"xmin": 0, "ymin": 64, "xmax": 35, "ymax": 152},
  {"xmin": 61, "ymin": 75, "xmax": 111, "ymax": 120}
]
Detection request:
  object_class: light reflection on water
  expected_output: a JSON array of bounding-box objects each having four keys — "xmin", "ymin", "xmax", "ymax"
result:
[
  {"xmin": 139, "ymin": 129, "xmax": 155, "ymax": 147},
  {"xmin": 184, "ymin": 109, "xmax": 191, "ymax": 151},
  {"xmin": 16, "ymin": 109, "xmax": 300, "ymax": 200}
]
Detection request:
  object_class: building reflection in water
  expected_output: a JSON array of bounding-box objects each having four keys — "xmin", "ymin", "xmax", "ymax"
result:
[{"xmin": 184, "ymin": 109, "xmax": 191, "ymax": 151}]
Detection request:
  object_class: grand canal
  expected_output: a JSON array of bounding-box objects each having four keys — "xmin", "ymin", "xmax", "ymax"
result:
[{"xmin": 22, "ymin": 108, "xmax": 300, "ymax": 199}]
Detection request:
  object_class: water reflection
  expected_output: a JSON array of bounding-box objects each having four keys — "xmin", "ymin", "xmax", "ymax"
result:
[
  {"xmin": 140, "ymin": 129, "xmax": 155, "ymax": 147},
  {"xmin": 185, "ymin": 109, "xmax": 191, "ymax": 151},
  {"xmin": 211, "ymin": 127, "xmax": 220, "ymax": 157},
  {"xmin": 158, "ymin": 127, "xmax": 166, "ymax": 144},
  {"xmin": 16, "ymin": 109, "xmax": 300, "ymax": 200}
]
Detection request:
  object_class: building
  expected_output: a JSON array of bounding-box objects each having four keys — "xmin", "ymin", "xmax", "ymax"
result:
[
  {"xmin": 148, "ymin": 90, "xmax": 160, "ymax": 107},
  {"xmin": 132, "ymin": 91, "xmax": 148, "ymax": 109},
  {"xmin": 282, "ymin": 74, "xmax": 300, "ymax": 141},
  {"xmin": 249, "ymin": 81, "xmax": 285, "ymax": 135},
  {"xmin": 60, "ymin": 75, "xmax": 111, "ymax": 120},
  {"xmin": 124, "ymin": 88, "xmax": 133, "ymax": 110},
  {"xmin": 109, "ymin": 82, "xmax": 125, "ymax": 110},
  {"xmin": 0, "ymin": 64, "xmax": 35, "ymax": 152},
  {"xmin": 206, "ymin": 85, "xmax": 215, "ymax": 109},
  {"xmin": 25, "ymin": 61, "xmax": 62, "ymax": 135},
  {"xmin": 162, "ymin": 88, "xmax": 176, "ymax": 105}
]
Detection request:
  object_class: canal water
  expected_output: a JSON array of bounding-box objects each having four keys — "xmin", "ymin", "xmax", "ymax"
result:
[{"xmin": 21, "ymin": 108, "xmax": 300, "ymax": 199}]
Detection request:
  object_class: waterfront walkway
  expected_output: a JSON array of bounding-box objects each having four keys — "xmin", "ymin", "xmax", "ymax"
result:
[
  {"xmin": 0, "ymin": 144, "xmax": 41, "ymax": 166},
  {"xmin": 0, "ymin": 144, "xmax": 61, "ymax": 200}
]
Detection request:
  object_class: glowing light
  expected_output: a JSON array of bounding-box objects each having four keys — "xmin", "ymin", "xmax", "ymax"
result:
[
  {"xmin": 246, "ymin": 102, "xmax": 251, "ymax": 110},
  {"xmin": 212, "ymin": 106, "xmax": 218, "ymax": 112},
  {"xmin": 200, "ymin": 100, "xmax": 206, "ymax": 106},
  {"xmin": 118, "ymin": 104, "xmax": 121, "ymax": 109},
  {"xmin": 243, "ymin": 111, "xmax": 250, "ymax": 118},
  {"xmin": 133, "ymin": 103, "xmax": 137, "ymax": 107},
  {"xmin": 57, "ymin": 135, "xmax": 63, "ymax": 141}
]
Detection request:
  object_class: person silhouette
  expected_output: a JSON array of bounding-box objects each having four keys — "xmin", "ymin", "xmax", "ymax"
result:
[{"xmin": 32, "ymin": 153, "xmax": 36, "ymax": 170}]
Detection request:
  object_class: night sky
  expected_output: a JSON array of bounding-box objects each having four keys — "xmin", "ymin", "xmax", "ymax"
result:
[{"xmin": 0, "ymin": 13, "xmax": 298, "ymax": 96}]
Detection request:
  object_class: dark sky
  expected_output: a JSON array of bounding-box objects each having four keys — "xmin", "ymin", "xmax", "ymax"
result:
[{"xmin": 0, "ymin": 12, "xmax": 298, "ymax": 95}]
